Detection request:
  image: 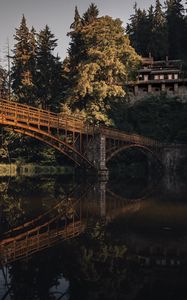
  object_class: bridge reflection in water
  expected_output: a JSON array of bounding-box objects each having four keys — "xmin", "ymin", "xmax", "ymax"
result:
[
  {"xmin": 0, "ymin": 176, "xmax": 187, "ymax": 299},
  {"xmin": 0, "ymin": 185, "xmax": 86, "ymax": 266},
  {"xmin": 0, "ymin": 178, "xmax": 154, "ymax": 267}
]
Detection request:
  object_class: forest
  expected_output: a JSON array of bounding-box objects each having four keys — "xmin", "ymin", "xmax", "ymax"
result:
[
  {"xmin": 0, "ymin": 0, "xmax": 187, "ymax": 165},
  {"xmin": 127, "ymin": 0, "xmax": 187, "ymax": 63}
]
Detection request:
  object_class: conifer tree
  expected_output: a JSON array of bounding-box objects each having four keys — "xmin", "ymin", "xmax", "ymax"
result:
[
  {"xmin": 0, "ymin": 66, "xmax": 8, "ymax": 99},
  {"xmin": 146, "ymin": 5, "xmax": 154, "ymax": 56},
  {"xmin": 68, "ymin": 6, "xmax": 85, "ymax": 66},
  {"xmin": 11, "ymin": 15, "xmax": 37, "ymax": 105},
  {"xmin": 165, "ymin": 0, "xmax": 185, "ymax": 58},
  {"xmin": 152, "ymin": 0, "xmax": 168, "ymax": 58},
  {"xmin": 126, "ymin": 5, "xmax": 150, "ymax": 57},
  {"xmin": 82, "ymin": 3, "xmax": 99, "ymax": 24},
  {"xmin": 70, "ymin": 6, "xmax": 82, "ymax": 30},
  {"xmin": 62, "ymin": 6, "xmax": 141, "ymax": 124},
  {"xmin": 36, "ymin": 25, "xmax": 63, "ymax": 111}
]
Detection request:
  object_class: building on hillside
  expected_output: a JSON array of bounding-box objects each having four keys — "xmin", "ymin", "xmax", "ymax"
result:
[{"xmin": 127, "ymin": 56, "xmax": 187, "ymax": 101}]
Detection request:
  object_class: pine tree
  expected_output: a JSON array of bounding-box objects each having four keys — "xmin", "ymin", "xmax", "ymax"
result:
[
  {"xmin": 82, "ymin": 3, "xmax": 99, "ymax": 25},
  {"xmin": 184, "ymin": 14, "xmax": 187, "ymax": 68},
  {"xmin": 68, "ymin": 7, "xmax": 85, "ymax": 66},
  {"xmin": 146, "ymin": 5, "xmax": 154, "ymax": 56},
  {"xmin": 126, "ymin": 5, "xmax": 150, "ymax": 57},
  {"xmin": 151, "ymin": 0, "xmax": 168, "ymax": 59},
  {"xmin": 36, "ymin": 25, "xmax": 63, "ymax": 111},
  {"xmin": 0, "ymin": 65, "xmax": 8, "ymax": 98},
  {"xmin": 127, "ymin": 1, "xmax": 169, "ymax": 59},
  {"xmin": 62, "ymin": 7, "xmax": 141, "ymax": 124},
  {"xmin": 165, "ymin": 0, "xmax": 185, "ymax": 58},
  {"xmin": 70, "ymin": 6, "xmax": 82, "ymax": 30},
  {"xmin": 11, "ymin": 15, "xmax": 37, "ymax": 105}
]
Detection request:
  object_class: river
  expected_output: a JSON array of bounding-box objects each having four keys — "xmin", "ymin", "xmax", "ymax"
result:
[{"xmin": 0, "ymin": 172, "xmax": 186, "ymax": 300}]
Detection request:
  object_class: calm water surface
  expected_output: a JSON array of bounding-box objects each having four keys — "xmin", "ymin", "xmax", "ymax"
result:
[{"xmin": 0, "ymin": 173, "xmax": 187, "ymax": 300}]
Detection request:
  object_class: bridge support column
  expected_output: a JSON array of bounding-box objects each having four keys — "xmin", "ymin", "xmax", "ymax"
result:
[
  {"xmin": 96, "ymin": 181, "xmax": 107, "ymax": 217},
  {"xmin": 86, "ymin": 133, "xmax": 109, "ymax": 179},
  {"xmin": 86, "ymin": 181, "xmax": 107, "ymax": 217},
  {"xmin": 94, "ymin": 134, "xmax": 109, "ymax": 180},
  {"xmin": 161, "ymin": 145, "xmax": 187, "ymax": 174},
  {"xmin": 162, "ymin": 173, "xmax": 184, "ymax": 195},
  {"xmin": 99, "ymin": 181, "xmax": 106, "ymax": 217}
]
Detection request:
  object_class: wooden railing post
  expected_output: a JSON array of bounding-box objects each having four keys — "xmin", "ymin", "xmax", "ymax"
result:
[
  {"xmin": 13, "ymin": 240, "xmax": 16, "ymax": 261},
  {"xmin": 65, "ymin": 117, "xmax": 68, "ymax": 143},
  {"xmin": 48, "ymin": 111, "xmax": 51, "ymax": 133},
  {"xmin": 27, "ymin": 105, "xmax": 29, "ymax": 126},
  {"xmin": 57, "ymin": 115, "xmax": 60, "ymax": 136},
  {"xmin": 38, "ymin": 109, "xmax": 41, "ymax": 130},
  {"xmin": 72, "ymin": 119, "xmax": 75, "ymax": 146},
  {"xmin": 15, "ymin": 103, "xmax": 17, "ymax": 125}
]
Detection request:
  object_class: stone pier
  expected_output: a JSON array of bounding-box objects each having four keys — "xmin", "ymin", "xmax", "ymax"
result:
[
  {"xmin": 96, "ymin": 181, "xmax": 107, "ymax": 217},
  {"xmin": 86, "ymin": 133, "xmax": 109, "ymax": 180},
  {"xmin": 161, "ymin": 144, "xmax": 187, "ymax": 173},
  {"xmin": 86, "ymin": 134, "xmax": 186, "ymax": 179}
]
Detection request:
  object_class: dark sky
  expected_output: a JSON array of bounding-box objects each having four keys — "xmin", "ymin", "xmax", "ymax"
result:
[{"xmin": 0, "ymin": 0, "xmax": 185, "ymax": 63}]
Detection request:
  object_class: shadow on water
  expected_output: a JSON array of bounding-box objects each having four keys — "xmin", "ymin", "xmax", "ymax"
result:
[{"xmin": 0, "ymin": 171, "xmax": 186, "ymax": 300}]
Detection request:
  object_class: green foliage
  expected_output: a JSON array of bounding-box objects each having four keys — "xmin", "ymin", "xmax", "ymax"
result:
[
  {"xmin": 127, "ymin": 0, "xmax": 187, "ymax": 61},
  {"xmin": 110, "ymin": 95, "xmax": 187, "ymax": 143},
  {"xmin": 63, "ymin": 7, "xmax": 141, "ymax": 124},
  {"xmin": 152, "ymin": 0, "xmax": 168, "ymax": 58},
  {"xmin": 9, "ymin": 18, "xmax": 64, "ymax": 163},
  {"xmin": 82, "ymin": 3, "xmax": 99, "ymax": 25},
  {"xmin": 3, "ymin": 4, "xmax": 187, "ymax": 166},
  {"xmin": 166, "ymin": 0, "xmax": 186, "ymax": 59},
  {"xmin": 36, "ymin": 25, "xmax": 63, "ymax": 111},
  {"xmin": 11, "ymin": 15, "xmax": 37, "ymax": 105},
  {"xmin": 0, "ymin": 65, "xmax": 8, "ymax": 98},
  {"xmin": 11, "ymin": 16, "xmax": 63, "ymax": 112},
  {"xmin": 70, "ymin": 6, "xmax": 82, "ymax": 30},
  {"xmin": 127, "ymin": 4, "xmax": 151, "ymax": 57},
  {"xmin": 62, "ymin": 219, "xmax": 128, "ymax": 299}
]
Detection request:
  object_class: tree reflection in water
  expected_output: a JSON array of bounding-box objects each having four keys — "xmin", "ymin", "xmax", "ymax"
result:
[{"xmin": 0, "ymin": 174, "xmax": 187, "ymax": 299}]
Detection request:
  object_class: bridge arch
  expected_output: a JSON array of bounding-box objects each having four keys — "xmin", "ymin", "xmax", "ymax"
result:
[
  {"xmin": 7, "ymin": 125, "xmax": 95, "ymax": 169},
  {"xmin": 0, "ymin": 98, "xmax": 97, "ymax": 169},
  {"xmin": 106, "ymin": 144, "xmax": 163, "ymax": 166},
  {"xmin": 0, "ymin": 99, "xmax": 164, "ymax": 175}
]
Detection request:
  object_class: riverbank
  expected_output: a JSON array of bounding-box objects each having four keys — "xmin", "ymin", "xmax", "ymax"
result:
[{"xmin": 0, "ymin": 163, "xmax": 74, "ymax": 177}]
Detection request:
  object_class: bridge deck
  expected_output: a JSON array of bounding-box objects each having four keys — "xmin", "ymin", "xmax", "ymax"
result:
[
  {"xmin": 0, "ymin": 221, "xmax": 84, "ymax": 265},
  {"xmin": 100, "ymin": 126, "xmax": 162, "ymax": 148},
  {"xmin": 0, "ymin": 98, "xmax": 90, "ymax": 134},
  {"xmin": 0, "ymin": 98, "xmax": 163, "ymax": 167},
  {"xmin": 0, "ymin": 98, "xmax": 161, "ymax": 146}
]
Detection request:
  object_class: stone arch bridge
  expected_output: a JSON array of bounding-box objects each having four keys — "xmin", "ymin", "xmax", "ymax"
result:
[{"xmin": 0, "ymin": 99, "xmax": 185, "ymax": 177}]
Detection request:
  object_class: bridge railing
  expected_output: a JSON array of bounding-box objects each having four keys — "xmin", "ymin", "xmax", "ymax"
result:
[
  {"xmin": 0, "ymin": 220, "xmax": 84, "ymax": 265},
  {"xmin": 99, "ymin": 125, "xmax": 163, "ymax": 148},
  {"xmin": 0, "ymin": 99, "xmax": 89, "ymax": 134},
  {"xmin": 0, "ymin": 98, "xmax": 57, "ymax": 126},
  {"xmin": 0, "ymin": 99, "xmax": 162, "ymax": 148}
]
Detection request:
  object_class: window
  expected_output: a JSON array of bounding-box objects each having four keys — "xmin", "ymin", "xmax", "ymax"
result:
[
  {"xmin": 154, "ymin": 75, "xmax": 159, "ymax": 80},
  {"xmin": 160, "ymin": 75, "xmax": 164, "ymax": 80},
  {"xmin": 144, "ymin": 75, "xmax": 149, "ymax": 81},
  {"xmin": 174, "ymin": 74, "xmax": 178, "ymax": 79},
  {"xmin": 168, "ymin": 74, "xmax": 172, "ymax": 80}
]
